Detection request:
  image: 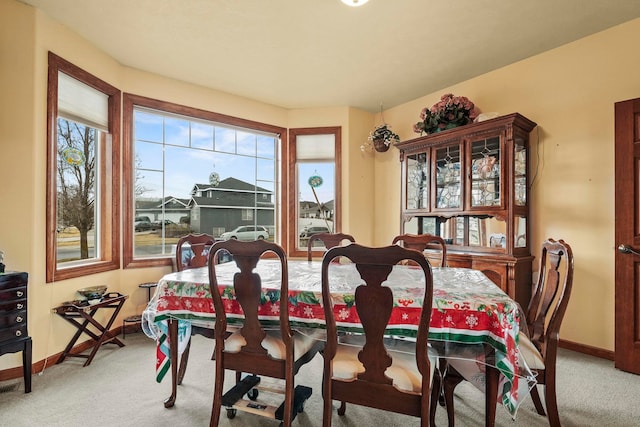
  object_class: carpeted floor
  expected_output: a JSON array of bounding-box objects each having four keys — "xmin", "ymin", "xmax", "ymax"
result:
[{"xmin": 1, "ymin": 333, "xmax": 639, "ymax": 426}]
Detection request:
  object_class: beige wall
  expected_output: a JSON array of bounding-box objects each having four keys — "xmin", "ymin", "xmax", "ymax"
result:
[
  {"xmin": 1, "ymin": 0, "xmax": 637, "ymax": 370},
  {"xmin": 377, "ymin": 19, "xmax": 640, "ymax": 351}
]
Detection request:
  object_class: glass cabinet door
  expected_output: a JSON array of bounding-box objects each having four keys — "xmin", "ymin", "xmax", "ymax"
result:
[
  {"xmin": 514, "ymin": 215, "xmax": 527, "ymax": 248},
  {"xmin": 434, "ymin": 144, "xmax": 461, "ymax": 209},
  {"xmin": 514, "ymin": 138, "xmax": 527, "ymax": 206},
  {"xmin": 406, "ymin": 152, "xmax": 428, "ymax": 210},
  {"xmin": 470, "ymin": 136, "xmax": 501, "ymax": 207}
]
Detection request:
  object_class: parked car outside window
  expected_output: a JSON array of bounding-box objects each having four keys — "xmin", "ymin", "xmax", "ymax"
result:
[
  {"xmin": 134, "ymin": 220, "xmax": 153, "ymax": 232},
  {"xmin": 220, "ymin": 225, "xmax": 269, "ymax": 241},
  {"xmin": 299, "ymin": 226, "xmax": 330, "ymax": 239},
  {"xmin": 151, "ymin": 219, "xmax": 175, "ymax": 230}
]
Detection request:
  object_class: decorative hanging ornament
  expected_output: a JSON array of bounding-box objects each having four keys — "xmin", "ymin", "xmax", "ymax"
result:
[
  {"xmin": 308, "ymin": 175, "xmax": 323, "ymax": 188},
  {"xmin": 362, "ymin": 103, "xmax": 397, "ymax": 153},
  {"xmin": 209, "ymin": 171, "xmax": 220, "ymax": 186},
  {"xmin": 62, "ymin": 147, "xmax": 85, "ymax": 166}
]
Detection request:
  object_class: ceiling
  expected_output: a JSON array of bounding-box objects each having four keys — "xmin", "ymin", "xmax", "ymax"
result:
[{"xmin": 18, "ymin": 0, "xmax": 640, "ymax": 113}]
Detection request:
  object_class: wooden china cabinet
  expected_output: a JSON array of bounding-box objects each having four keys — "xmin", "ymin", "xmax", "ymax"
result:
[{"xmin": 396, "ymin": 113, "xmax": 537, "ymax": 307}]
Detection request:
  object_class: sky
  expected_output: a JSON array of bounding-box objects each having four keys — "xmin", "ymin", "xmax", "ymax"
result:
[{"xmin": 133, "ymin": 110, "xmax": 335, "ymax": 204}]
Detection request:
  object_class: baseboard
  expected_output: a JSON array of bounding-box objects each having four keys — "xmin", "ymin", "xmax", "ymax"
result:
[
  {"xmin": 559, "ymin": 339, "xmax": 614, "ymax": 361},
  {"xmin": 0, "ymin": 325, "xmax": 127, "ymax": 382}
]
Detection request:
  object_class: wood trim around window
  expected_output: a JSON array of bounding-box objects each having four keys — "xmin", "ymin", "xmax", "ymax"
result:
[
  {"xmin": 46, "ymin": 52, "xmax": 121, "ymax": 282},
  {"xmin": 286, "ymin": 127, "xmax": 342, "ymax": 258}
]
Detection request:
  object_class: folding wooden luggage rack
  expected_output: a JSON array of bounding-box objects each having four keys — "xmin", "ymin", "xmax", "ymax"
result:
[{"xmin": 53, "ymin": 292, "xmax": 128, "ymax": 366}]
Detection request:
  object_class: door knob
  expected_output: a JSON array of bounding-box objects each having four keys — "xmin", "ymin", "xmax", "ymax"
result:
[{"xmin": 618, "ymin": 244, "xmax": 640, "ymax": 256}]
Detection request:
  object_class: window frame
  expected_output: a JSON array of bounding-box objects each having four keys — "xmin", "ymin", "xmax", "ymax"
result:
[
  {"xmin": 286, "ymin": 127, "xmax": 342, "ymax": 258},
  {"xmin": 122, "ymin": 94, "xmax": 286, "ymax": 268},
  {"xmin": 46, "ymin": 52, "xmax": 121, "ymax": 282}
]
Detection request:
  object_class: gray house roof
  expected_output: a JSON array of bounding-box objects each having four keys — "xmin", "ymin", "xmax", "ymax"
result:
[
  {"xmin": 190, "ymin": 177, "xmax": 271, "ymax": 195},
  {"xmin": 136, "ymin": 196, "xmax": 190, "ymax": 209},
  {"xmin": 188, "ymin": 177, "xmax": 274, "ymax": 208},
  {"xmin": 190, "ymin": 196, "xmax": 273, "ymax": 208}
]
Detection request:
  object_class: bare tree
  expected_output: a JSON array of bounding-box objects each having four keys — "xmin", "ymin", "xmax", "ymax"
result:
[
  {"xmin": 135, "ymin": 154, "xmax": 151, "ymax": 198},
  {"xmin": 56, "ymin": 119, "xmax": 95, "ymax": 259}
]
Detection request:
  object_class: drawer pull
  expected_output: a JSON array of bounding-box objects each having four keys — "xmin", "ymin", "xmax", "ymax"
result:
[
  {"xmin": 16, "ymin": 291, "xmax": 24, "ymax": 297},
  {"xmin": 16, "ymin": 316, "xmax": 23, "ymax": 323},
  {"xmin": 15, "ymin": 330, "xmax": 22, "ymax": 337},
  {"xmin": 16, "ymin": 303, "xmax": 24, "ymax": 309}
]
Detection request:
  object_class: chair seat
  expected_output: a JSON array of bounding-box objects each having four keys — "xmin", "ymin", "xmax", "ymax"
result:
[
  {"xmin": 332, "ymin": 342, "xmax": 437, "ymax": 393},
  {"xmin": 224, "ymin": 329, "xmax": 323, "ymax": 360},
  {"xmin": 518, "ymin": 332, "xmax": 545, "ymax": 370}
]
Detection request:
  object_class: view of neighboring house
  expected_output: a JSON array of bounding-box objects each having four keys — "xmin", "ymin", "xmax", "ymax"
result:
[
  {"xmin": 135, "ymin": 177, "xmax": 274, "ymax": 238},
  {"xmin": 298, "ymin": 199, "xmax": 334, "ymax": 233},
  {"xmin": 135, "ymin": 178, "xmax": 338, "ymax": 239},
  {"xmin": 135, "ymin": 196, "xmax": 190, "ymax": 224},
  {"xmin": 299, "ymin": 200, "xmax": 333, "ymax": 221},
  {"xmin": 187, "ymin": 177, "xmax": 275, "ymax": 237}
]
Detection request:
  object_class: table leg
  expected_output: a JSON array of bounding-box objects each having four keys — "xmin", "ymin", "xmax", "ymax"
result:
[
  {"xmin": 485, "ymin": 364, "xmax": 498, "ymax": 427},
  {"xmin": 164, "ymin": 318, "xmax": 179, "ymax": 408}
]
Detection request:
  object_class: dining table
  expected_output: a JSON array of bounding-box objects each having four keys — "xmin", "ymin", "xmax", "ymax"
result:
[{"xmin": 142, "ymin": 259, "xmax": 535, "ymax": 425}]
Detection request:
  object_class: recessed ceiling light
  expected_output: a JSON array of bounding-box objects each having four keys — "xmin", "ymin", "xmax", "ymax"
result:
[{"xmin": 340, "ymin": 0, "xmax": 370, "ymax": 7}]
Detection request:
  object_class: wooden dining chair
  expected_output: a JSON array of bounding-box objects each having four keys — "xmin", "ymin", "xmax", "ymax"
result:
[
  {"xmin": 392, "ymin": 233, "xmax": 448, "ymax": 267},
  {"xmin": 307, "ymin": 232, "xmax": 356, "ymax": 261},
  {"xmin": 175, "ymin": 233, "xmax": 215, "ymax": 271},
  {"xmin": 174, "ymin": 233, "xmax": 215, "ymax": 385},
  {"xmin": 440, "ymin": 238, "xmax": 574, "ymax": 427},
  {"xmin": 208, "ymin": 239, "xmax": 323, "ymax": 427},
  {"xmin": 320, "ymin": 243, "xmax": 435, "ymax": 427}
]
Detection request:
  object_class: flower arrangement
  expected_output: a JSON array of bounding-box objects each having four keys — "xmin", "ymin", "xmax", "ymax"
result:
[
  {"xmin": 368, "ymin": 124, "xmax": 400, "ymax": 152},
  {"xmin": 413, "ymin": 93, "xmax": 479, "ymax": 135}
]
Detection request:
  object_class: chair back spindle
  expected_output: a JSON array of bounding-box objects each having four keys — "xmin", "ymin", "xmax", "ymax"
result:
[
  {"xmin": 526, "ymin": 238, "xmax": 574, "ymax": 356},
  {"xmin": 175, "ymin": 233, "xmax": 215, "ymax": 271},
  {"xmin": 392, "ymin": 233, "xmax": 447, "ymax": 267},
  {"xmin": 307, "ymin": 232, "xmax": 355, "ymax": 261}
]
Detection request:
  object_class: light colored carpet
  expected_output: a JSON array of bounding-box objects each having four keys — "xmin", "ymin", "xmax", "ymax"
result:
[{"xmin": 1, "ymin": 333, "xmax": 640, "ymax": 426}]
